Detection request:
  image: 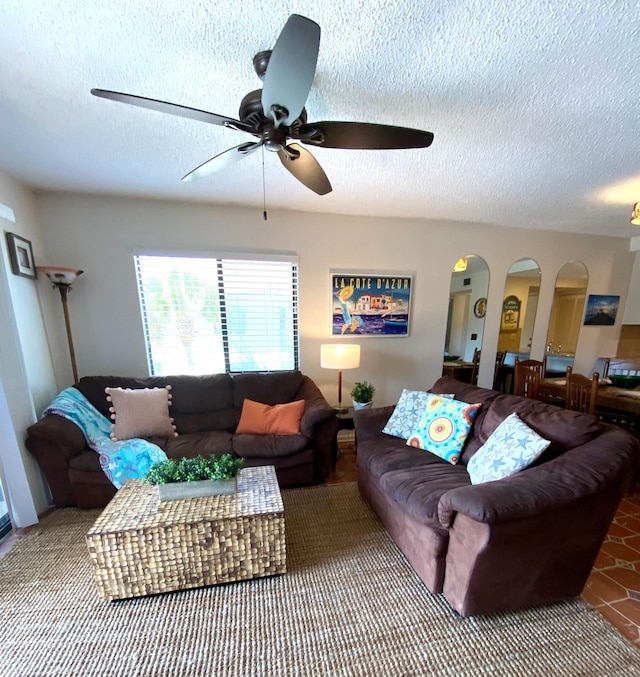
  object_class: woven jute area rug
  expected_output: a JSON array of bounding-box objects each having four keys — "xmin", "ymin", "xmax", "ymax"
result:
[{"xmin": 1, "ymin": 483, "xmax": 639, "ymax": 676}]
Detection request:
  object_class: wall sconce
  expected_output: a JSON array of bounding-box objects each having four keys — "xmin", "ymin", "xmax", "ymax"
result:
[
  {"xmin": 320, "ymin": 343, "xmax": 361, "ymax": 412},
  {"xmin": 631, "ymin": 203, "xmax": 640, "ymax": 225},
  {"xmin": 38, "ymin": 266, "xmax": 83, "ymax": 384}
]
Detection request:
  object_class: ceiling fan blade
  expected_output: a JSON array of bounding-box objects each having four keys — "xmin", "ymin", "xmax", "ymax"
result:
[
  {"xmin": 277, "ymin": 143, "xmax": 332, "ymax": 195},
  {"xmin": 181, "ymin": 142, "xmax": 262, "ymax": 182},
  {"xmin": 295, "ymin": 121, "xmax": 434, "ymax": 149},
  {"xmin": 261, "ymin": 15, "xmax": 320, "ymax": 126},
  {"xmin": 91, "ymin": 89, "xmax": 255, "ymax": 135}
]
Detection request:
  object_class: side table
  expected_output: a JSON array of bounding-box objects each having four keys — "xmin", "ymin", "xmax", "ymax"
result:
[
  {"xmin": 337, "ymin": 406, "xmax": 355, "ymax": 432},
  {"xmin": 332, "ymin": 406, "xmax": 355, "ymax": 469}
]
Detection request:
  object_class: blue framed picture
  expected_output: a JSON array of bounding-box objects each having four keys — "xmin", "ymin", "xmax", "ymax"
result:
[
  {"xmin": 331, "ymin": 271, "xmax": 412, "ymax": 336},
  {"xmin": 583, "ymin": 295, "xmax": 620, "ymax": 326}
]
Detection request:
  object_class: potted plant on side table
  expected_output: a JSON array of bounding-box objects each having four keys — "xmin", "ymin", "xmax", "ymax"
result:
[
  {"xmin": 143, "ymin": 453, "xmax": 245, "ymax": 501},
  {"xmin": 351, "ymin": 381, "xmax": 376, "ymax": 410}
]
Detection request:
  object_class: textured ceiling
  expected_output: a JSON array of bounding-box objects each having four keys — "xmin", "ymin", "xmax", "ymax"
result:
[{"xmin": 1, "ymin": 1, "xmax": 639, "ymax": 237}]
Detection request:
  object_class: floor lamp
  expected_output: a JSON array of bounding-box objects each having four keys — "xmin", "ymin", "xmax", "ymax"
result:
[
  {"xmin": 320, "ymin": 344, "xmax": 361, "ymax": 413},
  {"xmin": 38, "ymin": 266, "xmax": 84, "ymax": 384}
]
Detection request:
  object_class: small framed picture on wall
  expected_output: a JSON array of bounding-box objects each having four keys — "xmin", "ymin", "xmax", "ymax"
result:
[{"xmin": 5, "ymin": 232, "xmax": 37, "ymax": 279}]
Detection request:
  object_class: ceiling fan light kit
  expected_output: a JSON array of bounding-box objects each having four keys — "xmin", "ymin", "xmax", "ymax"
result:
[
  {"xmin": 631, "ymin": 202, "xmax": 640, "ymax": 226},
  {"xmin": 92, "ymin": 14, "xmax": 433, "ymax": 197}
]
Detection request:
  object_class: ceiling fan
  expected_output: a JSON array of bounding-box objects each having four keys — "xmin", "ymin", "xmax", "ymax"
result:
[{"xmin": 91, "ymin": 14, "xmax": 434, "ymax": 196}]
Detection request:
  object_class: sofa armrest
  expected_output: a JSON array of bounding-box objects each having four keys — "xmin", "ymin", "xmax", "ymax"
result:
[
  {"xmin": 438, "ymin": 427, "xmax": 638, "ymax": 528},
  {"xmin": 295, "ymin": 377, "xmax": 337, "ymax": 436},
  {"xmin": 26, "ymin": 414, "xmax": 90, "ymax": 508},
  {"xmin": 353, "ymin": 405, "xmax": 395, "ymax": 442},
  {"xmin": 26, "ymin": 414, "xmax": 87, "ymax": 461},
  {"xmin": 295, "ymin": 376, "xmax": 339, "ymax": 482}
]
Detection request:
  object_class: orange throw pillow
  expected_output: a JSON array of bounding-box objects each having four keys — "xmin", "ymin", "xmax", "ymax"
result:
[{"xmin": 236, "ymin": 399, "xmax": 305, "ymax": 435}]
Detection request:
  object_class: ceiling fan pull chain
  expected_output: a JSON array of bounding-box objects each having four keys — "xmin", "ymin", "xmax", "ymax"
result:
[{"xmin": 262, "ymin": 145, "xmax": 268, "ymax": 221}]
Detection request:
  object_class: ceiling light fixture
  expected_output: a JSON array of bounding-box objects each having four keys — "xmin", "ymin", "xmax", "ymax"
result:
[
  {"xmin": 453, "ymin": 258, "xmax": 468, "ymax": 272},
  {"xmin": 631, "ymin": 203, "xmax": 640, "ymax": 225}
]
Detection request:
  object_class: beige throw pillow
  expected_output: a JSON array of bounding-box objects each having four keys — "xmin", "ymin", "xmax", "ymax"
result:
[{"xmin": 104, "ymin": 385, "xmax": 178, "ymax": 441}]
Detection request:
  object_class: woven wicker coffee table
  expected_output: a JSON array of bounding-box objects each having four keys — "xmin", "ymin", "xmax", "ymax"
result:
[{"xmin": 85, "ymin": 465, "xmax": 286, "ymax": 601}]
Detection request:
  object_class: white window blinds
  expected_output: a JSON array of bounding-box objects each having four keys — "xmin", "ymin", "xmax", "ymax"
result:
[{"xmin": 135, "ymin": 255, "xmax": 299, "ymax": 375}]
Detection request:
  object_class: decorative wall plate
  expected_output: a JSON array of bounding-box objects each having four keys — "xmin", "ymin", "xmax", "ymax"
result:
[{"xmin": 474, "ymin": 297, "xmax": 487, "ymax": 319}]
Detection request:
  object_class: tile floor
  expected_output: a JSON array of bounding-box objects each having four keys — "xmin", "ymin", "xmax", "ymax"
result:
[{"xmin": 1, "ymin": 431, "xmax": 638, "ymax": 648}]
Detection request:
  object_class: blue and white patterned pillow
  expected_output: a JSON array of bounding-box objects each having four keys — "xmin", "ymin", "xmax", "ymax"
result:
[
  {"xmin": 382, "ymin": 389, "xmax": 431, "ymax": 439},
  {"xmin": 466, "ymin": 412, "xmax": 550, "ymax": 485},
  {"xmin": 406, "ymin": 394, "xmax": 481, "ymax": 464}
]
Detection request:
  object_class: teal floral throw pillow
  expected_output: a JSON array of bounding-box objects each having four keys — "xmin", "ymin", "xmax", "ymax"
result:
[
  {"xmin": 466, "ymin": 412, "xmax": 550, "ymax": 484},
  {"xmin": 382, "ymin": 389, "xmax": 431, "ymax": 440},
  {"xmin": 406, "ymin": 394, "xmax": 481, "ymax": 464}
]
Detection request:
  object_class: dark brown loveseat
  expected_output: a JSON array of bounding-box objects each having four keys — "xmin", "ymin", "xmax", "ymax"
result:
[
  {"xmin": 27, "ymin": 371, "xmax": 338, "ymax": 509},
  {"xmin": 354, "ymin": 376, "xmax": 639, "ymax": 617}
]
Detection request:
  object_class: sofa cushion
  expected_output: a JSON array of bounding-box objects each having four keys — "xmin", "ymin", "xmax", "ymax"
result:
[
  {"xmin": 382, "ymin": 389, "xmax": 430, "ymax": 439},
  {"xmin": 357, "ymin": 438, "xmax": 470, "ymax": 527},
  {"xmin": 104, "ymin": 386, "xmax": 177, "ymax": 441},
  {"xmin": 429, "ymin": 377, "xmax": 601, "ymax": 464},
  {"xmin": 468, "ymin": 393, "xmax": 601, "ymax": 463},
  {"xmin": 236, "ymin": 399, "xmax": 305, "ymax": 435},
  {"xmin": 168, "ymin": 374, "xmax": 236, "ymax": 433},
  {"xmin": 157, "ymin": 431, "xmax": 233, "ymax": 459},
  {"xmin": 406, "ymin": 395, "xmax": 481, "ymax": 465},
  {"xmin": 69, "ymin": 450, "xmax": 102, "ymax": 472},
  {"xmin": 76, "ymin": 374, "xmax": 237, "ymax": 434},
  {"xmin": 466, "ymin": 413, "xmax": 551, "ymax": 484},
  {"xmin": 233, "ymin": 433, "xmax": 307, "ymax": 458},
  {"xmin": 232, "ymin": 371, "xmax": 304, "ymax": 415}
]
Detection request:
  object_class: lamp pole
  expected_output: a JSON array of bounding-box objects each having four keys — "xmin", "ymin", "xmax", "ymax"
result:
[
  {"xmin": 38, "ymin": 267, "xmax": 83, "ymax": 384},
  {"xmin": 55, "ymin": 282, "xmax": 79, "ymax": 383}
]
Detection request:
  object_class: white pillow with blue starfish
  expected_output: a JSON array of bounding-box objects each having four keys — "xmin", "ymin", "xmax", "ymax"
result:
[
  {"xmin": 467, "ymin": 412, "xmax": 550, "ymax": 485},
  {"xmin": 382, "ymin": 389, "xmax": 431, "ymax": 439}
]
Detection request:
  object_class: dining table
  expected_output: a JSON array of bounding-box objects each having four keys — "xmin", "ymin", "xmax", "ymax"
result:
[
  {"xmin": 442, "ymin": 361, "xmax": 474, "ymax": 383},
  {"xmin": 539, "ymin": 377, "xmax": 640, "ymax": 419}
]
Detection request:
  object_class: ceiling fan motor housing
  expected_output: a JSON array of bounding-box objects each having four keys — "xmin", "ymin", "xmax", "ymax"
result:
[{"xmin": 239, "ymin": 89, "xmax": 308, "ymax": 151}]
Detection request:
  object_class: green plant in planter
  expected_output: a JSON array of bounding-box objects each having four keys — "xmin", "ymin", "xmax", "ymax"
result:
[
  {"xmin": 143, "ymin": 453, "xmax": 244, "ymax": 485},
  {"xmin": 350, "ymin": 381, "xmax": 376, "ymax": 404}
]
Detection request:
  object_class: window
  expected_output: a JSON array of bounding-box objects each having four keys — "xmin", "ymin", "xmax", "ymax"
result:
[{"xmin": 135, "ymin": 254, "xmax": 299, "ymax": 375}]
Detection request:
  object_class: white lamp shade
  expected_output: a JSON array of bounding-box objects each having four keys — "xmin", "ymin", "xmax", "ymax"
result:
[
  {"xmin": 37, "ymin": 266, "xmax": 83, "ymax": 285},
  {"xmin": 320, "ymin": 344, "xmax": 361, "ymax": 370}
]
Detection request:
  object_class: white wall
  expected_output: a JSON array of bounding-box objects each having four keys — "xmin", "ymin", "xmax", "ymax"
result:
[
  {"xmin": 35, "ymin": 192, "xmax": 635, "ymax": 405},
  {"xmin": 622, "ymin": 252, "xmax": 640, "ymax": 324},
  {"xmin": 0, "ymin": 171, "xmax": 56, "ymax": 519}
]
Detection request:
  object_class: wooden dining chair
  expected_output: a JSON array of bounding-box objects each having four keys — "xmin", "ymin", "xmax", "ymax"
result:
[
  {"xmin": 514, "ymin": 364, "xmax": 541, "ymax": 400},
  {"xmin": 493, "ymin": 351, "xmax": 506, "ymax": 391},
  {"xmin": 470, "ymin": 348, "xmax": 481, "ymax": 385},
  {"xmin": 515, "ymin": 357, "xmax": 546, "ymax": 378},
  {"xmin": 565, "ymin": 366, "xmax": 599, "ymax": 416}
]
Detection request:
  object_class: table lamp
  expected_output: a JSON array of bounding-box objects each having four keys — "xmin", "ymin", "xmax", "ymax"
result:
[{"xmin": 321, "ymin": 343, "xmax": 361, "ymax": 412}]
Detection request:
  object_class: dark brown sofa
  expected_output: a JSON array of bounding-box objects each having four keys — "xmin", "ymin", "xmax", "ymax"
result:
[
  {"xmin": 354, "ymin": 376, "xmax": 639, "ymax": 617},
  {"xmin": 27, "ymin": 371, "xmax": 338, "ymax": 509}
]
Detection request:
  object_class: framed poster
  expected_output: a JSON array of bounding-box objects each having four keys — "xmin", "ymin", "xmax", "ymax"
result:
[
  {"xmin": 5, "ymin": 232, "xmax": 37, "ymax": 279},
  {"xmin": 331, "ymin": 272, "xmax": 412, "ymax": 336},
  {"xmin": 583, "ymin": 294, "xmax": 619, "ymax": 326},
  {"xmin": 501, "ymin": 295, "xmax": 521, "ymax": 332}
]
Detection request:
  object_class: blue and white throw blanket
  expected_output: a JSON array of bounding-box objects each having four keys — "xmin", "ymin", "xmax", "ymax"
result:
[{"xmin": 43, "ymin": 387, "xmax": 168, "ymax": 489}]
